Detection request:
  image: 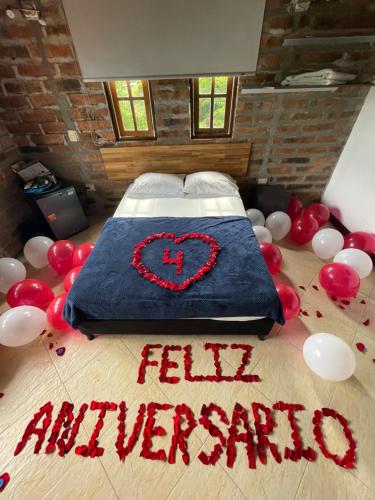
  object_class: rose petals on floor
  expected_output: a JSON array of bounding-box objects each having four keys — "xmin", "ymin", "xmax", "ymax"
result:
[
  {"xmin": 341, "ymin": 300, "xmax": 350, "ymax": 306},
  {"xmin": 316, "ymin": 310, "xmax": 323, "ymax": 318},
  {"xmin": 47, "ymin": 333, "xmax": 53, "ymax": 338},
  {"xmin": 360, "ymin": 299, "xmax": 366, "ymax": 305},
  {"xmin": 0, "ymin": 392, "xmax": 4, "ymax": 399},
  {"xmin": 338, "ymin": 305, "xmax": 346, "ymax": 310},
  {"xmin": 356, "ymin": 342, "xmax": 366, "ymax": 353},
  {"xmin": 0, "ymin": 473, "xmax": 10, "ymax": 492},
  {"xmin": 299, "ymin": 285, "xmax": 306, "ymax": 290},
  {"xmin": 362, "ymin": 319, "xmax": 370, "ymax": 326},
  {"xmin": 56, "ymin": 347, "xmax": 66, "ymax": 357}
]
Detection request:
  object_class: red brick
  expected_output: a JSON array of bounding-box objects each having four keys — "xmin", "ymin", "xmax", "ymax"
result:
[
  {"xmin": 4, "ymin": 81, "xmax": 43, "ymax": 94},
  {"xmin": 1, "ymin": 24, "xmax": 33, "ymax": 39},
  {"xmin": 17, "ymin": 64, "xmax": 46, "ymax": 78},
  {"xmin": 19, "ymin": 109, "xmax": 58, "ymax": 122},
  {"xmin": 42, "ymin": 122, "xmax": 67, "ymax": 133},
  {"xmin": 0, "ymin": 95, "xmax": 28, "ymax": 108},
  {"xmin": 0, "ymin": 65, "xmax": 15, "ymax": 78},
  {"xmin": 45, "ymin": 43, "xmax": 73, "ymax": 60},
  {"xmin": 314, "ymin": 135, "xmax": 336, "ymax": 143},
  {"xmin": 31, "ymin": 134, "xmax": 65, "ymax": 145},
  {"xmin": 7, "ymin": 122, "xmax": 41, "ymax": 134},
  {"xmin": 29, "ymin": 94, "xmax": 57, "ymax": 108},
  {"xmin": 77, "ymin": 120, "xmax": 113, "ymax": 132},
  {"xmin": 68, "ymin": 108, "xmax": 89, "ymax": 120},
  {"xmin": 268, "ymin": 166, "xmax": 294, "ymax": 174},
  {"xmin": 283, "ymin": 100, "xmax": 307, "ymax": 110},
  {"xmin": 45, "ymin": 25, "xmax": 69, "ymax": 37},
  {"xmin": 303, "ymin": 123, "xmax": 334, "ymax": 132},
  {"xmin": 58, "ymin": 62, "xmax": 81, "ymax": 77},
  {"xmin": 0, "ymin": 45, "xmax": 29, "ymax": 59},
  {"xmin": 69, "ymin": 93, "xmax": 107, "ymax": 106}
]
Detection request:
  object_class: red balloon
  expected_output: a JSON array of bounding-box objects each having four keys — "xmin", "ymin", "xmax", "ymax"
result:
[
  {"xmin": 290, "ymin": 214, "xmax": 319, "ymax": 245},
  {"xmin": 319, "ymin": 262, "xmax": 360, "ymax": 298},
  {"xmin": 7, "ymin": 279, "xmax": 54, "ymax": 310},
  {"xmin": 72, "ymin": 243, "xmax": 95, "ymax": 267},
  {"xmin": 344, "ymin": 232, "xmax": 375, "ymax": 255},
  {"xmin": 48, "ymin": 240, "xmax": 76, "ymax": 275},
  {"xmin": 276, "ymin": 284, "xmax": 301, "ymax": 321},
  {"xmin": 260, "ymin": 242, "xmax": 282, "ymax": 275},
  {"xmin": 304, "ymin": 203, "xmax": 330, "ymax": 227},
  {"xmin": 64, "ymin": 266, "xmax": 83, "ymax": 292},
  {"xmin": 46, "ymin": 293, "xmax": 72, "ymax": 331},
  {"xmin": 287, "ymin": 195, "xmax": 303, "ymax": 220}
]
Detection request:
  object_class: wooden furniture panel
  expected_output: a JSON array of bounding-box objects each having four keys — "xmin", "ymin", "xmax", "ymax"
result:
[{"xmin": 101, "ymin": 143, "xmax": 251, "ymax": 180}]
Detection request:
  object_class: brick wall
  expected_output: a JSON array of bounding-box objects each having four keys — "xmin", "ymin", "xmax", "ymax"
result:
[
  {"xmin": 0, "ymin": 121, "xmax": 30, "ymax": 256},
  {"xmin": 0, "ymin": 0, "xmax": 374, "ymax": 221}
]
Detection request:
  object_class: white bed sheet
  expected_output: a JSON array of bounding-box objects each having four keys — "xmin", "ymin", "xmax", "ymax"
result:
[
  {"xmin": 113, "ymin": 190, "xmax": 263, "ymax": 322},
  {"xmin": 114, "ymin": 192, "xmax": 247, "ymax": 218}
]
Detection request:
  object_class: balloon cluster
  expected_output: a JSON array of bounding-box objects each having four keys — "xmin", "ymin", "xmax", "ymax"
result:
[
  {"xmin": 247, "ymin": 194, "xmax": 374, "ymax": 320},
  {"xmin": 0, "ymin": 237, "xmax": 95, "ymax": 347}
]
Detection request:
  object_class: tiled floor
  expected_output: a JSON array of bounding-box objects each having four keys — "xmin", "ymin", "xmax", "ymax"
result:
[{"xmin": 1, "ymin": 216, "xmax": 375, "ymax": 500}]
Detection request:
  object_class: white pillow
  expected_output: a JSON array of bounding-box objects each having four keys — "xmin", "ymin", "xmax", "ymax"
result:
[
  {"xmin": 129, "ymin": 172, "xmax": 184, "ymax": 195},
  {"xmin": 184, "ymin": 171, "xmax": 239, "ymax": 196}
]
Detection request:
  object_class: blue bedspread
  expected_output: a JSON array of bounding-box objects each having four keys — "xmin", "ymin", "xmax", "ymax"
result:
[{"xmin": 63, "ymin": 216, "xmax": 284, "ymax": 327}]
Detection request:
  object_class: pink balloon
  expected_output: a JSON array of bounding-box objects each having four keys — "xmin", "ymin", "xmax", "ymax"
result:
[
  {"xmin": 7, "ymin": 279, "xmax": 54, "ymax": 310},
  {"xmin": 304, "ymin": 203, "xmax": 330, "ymax": 227},
  {"xmin": 344, "ymin": 232, "xmax": 375, "ymax": 255},
  {"xmin": 287, "ymin": 195, "xmax": 303, "ymax": 220},
  {"xmin": 260, "ymin": 242, "xmax": 282, "ymax": 275},
  {"xmin": 46, "ymin": 293, "xmax": 72, "ymax": 331},
  {"xmin": 48, "ymin": 240, "xmax": 76, "ymax": 275},
  {"xmin": 72, "ymin": 243, "xmax": 95, "ymax": 267},
  {"xmin": 319, "ymin": 263, "xmax": 360, "ymax": 298},
  {"xmin": 64, "ymin": 266, "xmax": 83, "ymax": 292},
  {"xmin": 276, "ymin": 284, "xmax": 301, "ymax": 321},
  {"xmin": 290, "ymin": 214, "xmax": 319, "ymax": 245}
]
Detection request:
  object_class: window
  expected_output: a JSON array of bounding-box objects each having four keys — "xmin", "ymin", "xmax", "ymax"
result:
[
  {"xmin": 106, "ymin": 80, "xmax": 155, "ymax": 140},
  {"xmin": 191, "ymin": 76, "xmax": 237, "ymax": 138}
]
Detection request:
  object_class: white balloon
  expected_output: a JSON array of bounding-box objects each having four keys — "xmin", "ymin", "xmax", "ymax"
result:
[
  {"xmin": 303, "ymin": 333, "xmax": 356, "ymax": 381},
  {"xmin": 246, "ymin": 208, "xmax": 265, "ymax": 227},
  {"xmin": 334, "ymin": 248, "xmax": 373, "ymax": 279},
  {"xmin": 312, "ymin": 228, "xmax": 344, "ymax": 260},
  {"xmin": 24, "ymin": 236, "xmax": 54, "ymax": 268},
  {"xmin": 0, "ymin": 305, "xmax": 48, "ymax": 347},
  {"xmin": 253, "ymin": 225, "xmax": 272, "ymax": 243},
  {"xmin": 0, "ymin": 258, "xmax": 26, "ymax": 293},
  {"xmin": 265, "ymin": 211, "xmax": 291, "ymax": 241}
]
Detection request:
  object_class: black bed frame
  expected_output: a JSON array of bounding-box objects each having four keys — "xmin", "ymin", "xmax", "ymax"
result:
[{"xmin": 78, "ymin": 317, "xmax": 274, "ymax": 341}]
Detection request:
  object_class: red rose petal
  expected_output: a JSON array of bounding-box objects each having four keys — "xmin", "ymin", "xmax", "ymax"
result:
[
  {"xmin": 341, "ymin": 300, "xmax": 350, "ymax": 306},
  {"xmin": 338, "ymin": 305, "xmax": 346, "ymax": 310},
  {"xmin": 316, "ymin": 310, "xmax": 323, "ymax": 318},
  {"xmin": 302, "ymin": 310, "xmax": 309, "ymax": 316},
  {"xmin": 48, "ymin": 343, "xmax": 53, "ymax": 350},
  {"xmin": 372, "ymin": 359, "xmax": 375, "ymax": 364},
  {"xmin": 0, "ymin": 393, "xmax": 4, "ymax": 399},
  {"xmin": 56, "ymin": 347, "xmax": 66, "ymax": 357},
  {"xmin": 312, "ymin": 285, "xmax": 319, "ymax": 291},
  {"xmin": 40, "ymin": 329, "xmax": 47, "ymax": 336},
  {"xmin": 362, "ymin": 319, "xmax": 370, "ymax": 326},
  {"xmin": 47, "ymin": 333, "xmax": 53, "ymax": 338},
  {"xmin": 299, "ymin": 286, "xmax": 306, "ymax": 291},
  {"xmin": 356, "ymin": 342, "xmax": 366, "ymax": 353},
  {"xmin": 360, "ymin": 299, "xmax": 366, "ymax": 305},
  {"xmin": 0, "ymin": 473, "xmax": 10, "ymax": 492}
]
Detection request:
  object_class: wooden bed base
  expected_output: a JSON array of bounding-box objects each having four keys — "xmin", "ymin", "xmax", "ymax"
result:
[{"xmin": 78, "ymin": 317, "xmax": 275, "ymax": 341}]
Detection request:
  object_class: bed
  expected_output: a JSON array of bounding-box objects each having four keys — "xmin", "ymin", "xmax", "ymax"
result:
[{"xmin": 63, "ymin": 172, "xmax": 284, "ymax": 340}]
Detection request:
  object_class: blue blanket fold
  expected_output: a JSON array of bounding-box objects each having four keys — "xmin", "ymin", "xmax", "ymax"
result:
[{"xmin": 63, "ymin": 216, "xmax": 284, "ymax": 327}]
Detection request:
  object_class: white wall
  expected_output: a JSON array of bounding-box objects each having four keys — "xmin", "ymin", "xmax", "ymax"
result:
[{"xmin": 323, "ymin": 87, "xmax": 375, "ymax": 232}]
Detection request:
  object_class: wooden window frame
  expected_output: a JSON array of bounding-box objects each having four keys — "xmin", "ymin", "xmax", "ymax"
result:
[
  {"xmin": 105, "ymin": 80, "xmax": 156, "ymax": 141},
  {"xmin": 191, "ymin": 76, "xmax": 237, "ymax": 139}
]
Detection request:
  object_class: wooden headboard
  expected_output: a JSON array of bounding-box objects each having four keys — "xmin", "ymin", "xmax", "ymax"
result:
[{"xmin": 100, "ymin": 143, "xmax": 251, "ymax": 180}]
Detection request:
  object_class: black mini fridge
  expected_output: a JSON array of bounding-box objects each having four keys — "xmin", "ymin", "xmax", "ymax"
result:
[{"xmin": 29, "ymin": 185, "xmax": 88, "ymax": 239}]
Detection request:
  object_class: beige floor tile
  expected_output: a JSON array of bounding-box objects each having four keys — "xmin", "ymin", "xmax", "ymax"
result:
[
  {"xmin": 43, "ymin": 329, "xmax": 125, "ymax": 382},
  {"xmin": 295, "ymin": 455, "xmax": 375, "ymax": 500},
  {"xmin": 0, "ymin": 340, "xmax": 62, "ymax": 435},
  {"xmin": 253, "ymin": 336, "xmax": 336, "ymax": 410},
  {"xmin": 0, "ymin": 385, "xmax": 117, "ymax": 500},
  {"xmin": 167, "ymin": 444, "xmax": 246, "ymax": 500}
]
